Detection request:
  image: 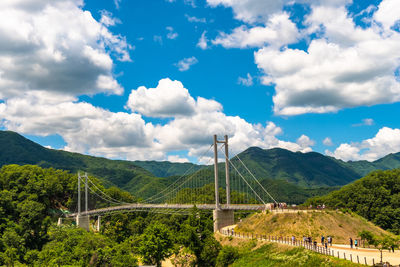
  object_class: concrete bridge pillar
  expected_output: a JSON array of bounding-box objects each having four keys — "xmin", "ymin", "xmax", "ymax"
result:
[
  {"xmin": 57, "ymin": 217, "xmax": 62, "ymax": 226},
  {"xmin": 76, "ymin": 215, "xmax": 90, "ymax": 231},
  {"xmin": 96, "ymin": 216, "xmax": 101, "ymax": 232},
  {"xmin": 213, "ymin": 209, "xmax": 234, "ymax": 232}
]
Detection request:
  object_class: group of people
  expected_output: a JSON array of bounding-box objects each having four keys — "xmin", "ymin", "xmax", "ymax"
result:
[
  {"xmin": 301, "ymin": 235, "xmax": 333, "ymax": 249},
  {"xmin": 270, "ymin": 202, "xmax": 287, "ymax": 209},
  {"xmin": 349, "ymin": 237, "xmax": 358, "ymax": 249}
]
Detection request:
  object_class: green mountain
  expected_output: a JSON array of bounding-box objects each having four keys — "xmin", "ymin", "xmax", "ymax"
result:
[
  {"xmin": 2, "ymin": 130, "xmax": 400, "ymax": 203},
  {"xmin": 338, "ymin": 153, "xmax": 400, "ymax": 176},
  {"xmin": 231, "ymin": 147, "xmax": 361, "ymax": 187},
  {"xmin": 133, "ymin": 160, "xmax": 204, "ymax": 177},
  {"xmin": 0, "ymin": 130, "xmax": 169, "ymax": 198}
]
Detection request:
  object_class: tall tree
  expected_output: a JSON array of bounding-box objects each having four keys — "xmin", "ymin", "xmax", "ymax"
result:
[{"xmin": 138, "ymin": 222, "xmax": 174, "ymax": 267}]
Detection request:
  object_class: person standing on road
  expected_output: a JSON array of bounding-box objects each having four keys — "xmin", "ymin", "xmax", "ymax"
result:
[
  {"xmin": 354, "ymin": 239, "xmax": 358, "ymax": 249},
  {"xmin": 321, "ymin": 235, "xmax": 325, "ymax": 245},
  {"xmin": 350, "ymin": 237, "xmax": 353, "ymax": 249}
]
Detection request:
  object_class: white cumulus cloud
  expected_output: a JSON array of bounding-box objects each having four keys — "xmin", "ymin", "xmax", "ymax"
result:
[
  {"xmin": 212, "ymin": 12, "xmax": 300, "ymax": 49},
  {"xmin": 0, "ymin": 0, "xmax": 130, "ymax": 99},
  {"xmin": 206, "ymin": 0, "xmax": 286, "ymax": 24},
  {"xmin": 326, "ymin": 127, "xmax": 400, "ymax": 161},
  {"xmin": 127, "ymin": 78, "xmax": 196, "ymax": 118},
  {"xmin": 255, "ymin": 25, "xmax": 400, "ymax": 115}
]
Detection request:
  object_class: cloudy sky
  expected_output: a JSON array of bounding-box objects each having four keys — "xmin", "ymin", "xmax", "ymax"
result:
[{"xmin": 1, "ymin": 0, "xmax": 400, "ymax": 163}]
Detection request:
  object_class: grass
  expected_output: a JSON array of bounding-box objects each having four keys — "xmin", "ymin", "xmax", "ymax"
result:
[{"xmin": 235, "ymin": 210, "xmax": 392, "ymax": 244}]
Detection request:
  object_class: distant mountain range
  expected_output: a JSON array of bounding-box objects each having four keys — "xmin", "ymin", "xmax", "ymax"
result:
[{"xmin": 1, "ymin": 130, "xmax": 400, "ymax": 203}]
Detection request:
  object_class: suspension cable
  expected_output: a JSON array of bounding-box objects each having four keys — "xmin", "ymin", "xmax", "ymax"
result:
[
  {"xmin": 145, "ymin": 155, "xmax": 214, "ymax": 204},
  {"xmin": 141, "ymin": 144, "xmax": 213, "ymax": 203},
  {"xmin": 218, "ymin": 145, "xmax": 266, "ymax": 205},
  {"xmin": 86, "ymin": 175, "xmax": 132, "ymax": 205},
  {"xmin": 234, "ymin": 153, "xmax": 278, "ymax": 204}
]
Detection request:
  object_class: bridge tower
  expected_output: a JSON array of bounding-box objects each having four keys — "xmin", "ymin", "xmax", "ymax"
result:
[
  {"xmin": 213, "ymin": 135, "xmax": 234, "ymax": 232},
  {"xmin": 76, "ymin": 172, "xmax": 90, "ymax": 231}
]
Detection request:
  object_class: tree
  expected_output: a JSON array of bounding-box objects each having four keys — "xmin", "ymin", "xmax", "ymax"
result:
[
  {"xmin": 216, "ymin": 245, "xmax": 239, "ymax": 267},
  {"xmin": 359, "ymin": 230, "xmax": 400, "ymax": 263},
  {"xmin": 180, "ymin": 207, "xmax": 221, "ymax": 266},
  {"xmin": 138, "ymin": 222, "xmax": 174, "ymax": 267}
]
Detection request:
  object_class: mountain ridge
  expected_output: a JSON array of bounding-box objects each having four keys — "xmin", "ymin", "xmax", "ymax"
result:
[{"xmin": 2, "ymin": 130, "xmax": 400, "ymax": 202}]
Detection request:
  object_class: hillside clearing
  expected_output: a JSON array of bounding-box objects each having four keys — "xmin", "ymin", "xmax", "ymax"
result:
[{"xmin": 235, "ymin": 210, "xmax": 393, "ymax": 244}]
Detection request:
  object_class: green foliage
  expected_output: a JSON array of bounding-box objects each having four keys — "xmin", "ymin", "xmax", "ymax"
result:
[
  {"xmin": 231, "ymin": 147, "xmax": 360, "ymax": 187},
  {"xmin": 231, "ymin": 242, "xmax": 358, "ymax": 267},
  {"xmin": 358, "ymin": 230, "xmax": 400, "ymax": 263},
  {"xmin": 133, "ymin": 160, "xmax": 204, "ymax": 177},
  {"xmin": 0, "ymin": 130, "xmax": 170, "ymax": 199},
  {"xmin": 179, "ymin": 208, "xmax": 221, "ymax": 266},
  {"xmin": 37, "ymin": 226, "xmax": 137, "ymax": 266},
  {"xmin": 138, "ymin": 222, "xmax": 174, "ymax": 267},
  {"xmin": 0, "ymin": 164, "xmax": 136, "ymax": 265},
  {"xmin": 305, "ymin": 169, "xmax": 400, "ymax": 234},
  {"xmin": 216, "ymin": 245, "xmax": 239, "ymax": 267}
]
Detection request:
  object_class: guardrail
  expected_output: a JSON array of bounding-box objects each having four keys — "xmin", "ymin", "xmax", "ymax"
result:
[{"xmin": 220, "ymin": 229, "xmax": 384, "ymax": 266}]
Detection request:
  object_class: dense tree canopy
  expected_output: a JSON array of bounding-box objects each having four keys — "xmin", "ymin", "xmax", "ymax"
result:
[{"xmin": 305, "ymin": 169, "xmax": 400, "ymax": 234}]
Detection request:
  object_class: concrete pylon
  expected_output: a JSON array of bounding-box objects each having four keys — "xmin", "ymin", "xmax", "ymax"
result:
[
  {"xmin": 213, "ymin": 209, "xmax": 234, "ymax": 232},
  {"xmin": 76, "ymin": 215, "xmax": 90, "ymax": 231},
  {"xmin": 213, "ymin": 135, "xmax": 234, "ymax": 232},
  {"xmin": 96, "ymin": 216, "xmax": 101, "ymax": 232}
]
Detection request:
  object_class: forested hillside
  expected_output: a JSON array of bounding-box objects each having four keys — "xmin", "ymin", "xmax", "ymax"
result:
[
  {"xmin": 230, "ymin": 147, "xmax": 361, "ymax": 187},
  {"xmin": 0, "ymin": 164, "xmax": 361, "ymax": 266},
  {"xmin": 305, "ymin": 169, "xmax": 400, "ymax": 234},
  {"xmin": 0, "ymin": 164, "xmax": 137, "ymax": 265},
  {"xmin": 2, "ymin": 130, "xmax": 400, "ymax": 203},
  {"xmin": 133, "ymin": 160, "xmax": 204, "ymax": 177},
  {"xmin": 0, "ymin": 131, "xmax": 174, "ymax": 198}
]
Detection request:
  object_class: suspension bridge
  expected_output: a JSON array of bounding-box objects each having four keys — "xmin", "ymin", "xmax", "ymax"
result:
[{"xmin": 62, "ymin": 135, "xmax": 279, "ymax": 232}]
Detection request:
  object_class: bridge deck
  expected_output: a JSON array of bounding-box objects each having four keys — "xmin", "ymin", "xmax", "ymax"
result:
[{"xmin": 66, "ymin": 203, "xmax": 267, "ymax": 217}]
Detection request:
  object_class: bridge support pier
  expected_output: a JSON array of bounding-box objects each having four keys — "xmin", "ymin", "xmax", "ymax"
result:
[
  {"xmin": 76, "ymin": 215, "xmax": 90, "ymax": 231},
  {"xmin": 57, "ymin": 217, "xmax": 62, "ymax": 226},
  {"xmin": 213, "ymin": 209, "xmax": 234, "ymax": 233},
  {"xmin": 96, "ymin": 216, "xmax": 101, "ymax": 232}
]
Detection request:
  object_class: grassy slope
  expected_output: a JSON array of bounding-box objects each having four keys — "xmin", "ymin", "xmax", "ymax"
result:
[
  {"xmin": 235, "ymin": 210, "xmax": 392, "ymax": 244},
  {"xmin": 304, "ymin": 169, "xmax": 400, "ymax": 234},
  {"xmin": 217, "ymin": 234, "xmax": 359, "ymax": 267}
]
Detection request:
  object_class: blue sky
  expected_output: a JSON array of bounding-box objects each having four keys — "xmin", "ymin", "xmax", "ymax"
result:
[{"xmin": 1, "ymin": 0, "xmax": 400, "ymax": 163}]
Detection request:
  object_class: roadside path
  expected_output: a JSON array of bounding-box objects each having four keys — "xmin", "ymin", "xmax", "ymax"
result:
[{"xmin": 220, "ymin": 225, "xmax": 400, "ymax": 266}]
